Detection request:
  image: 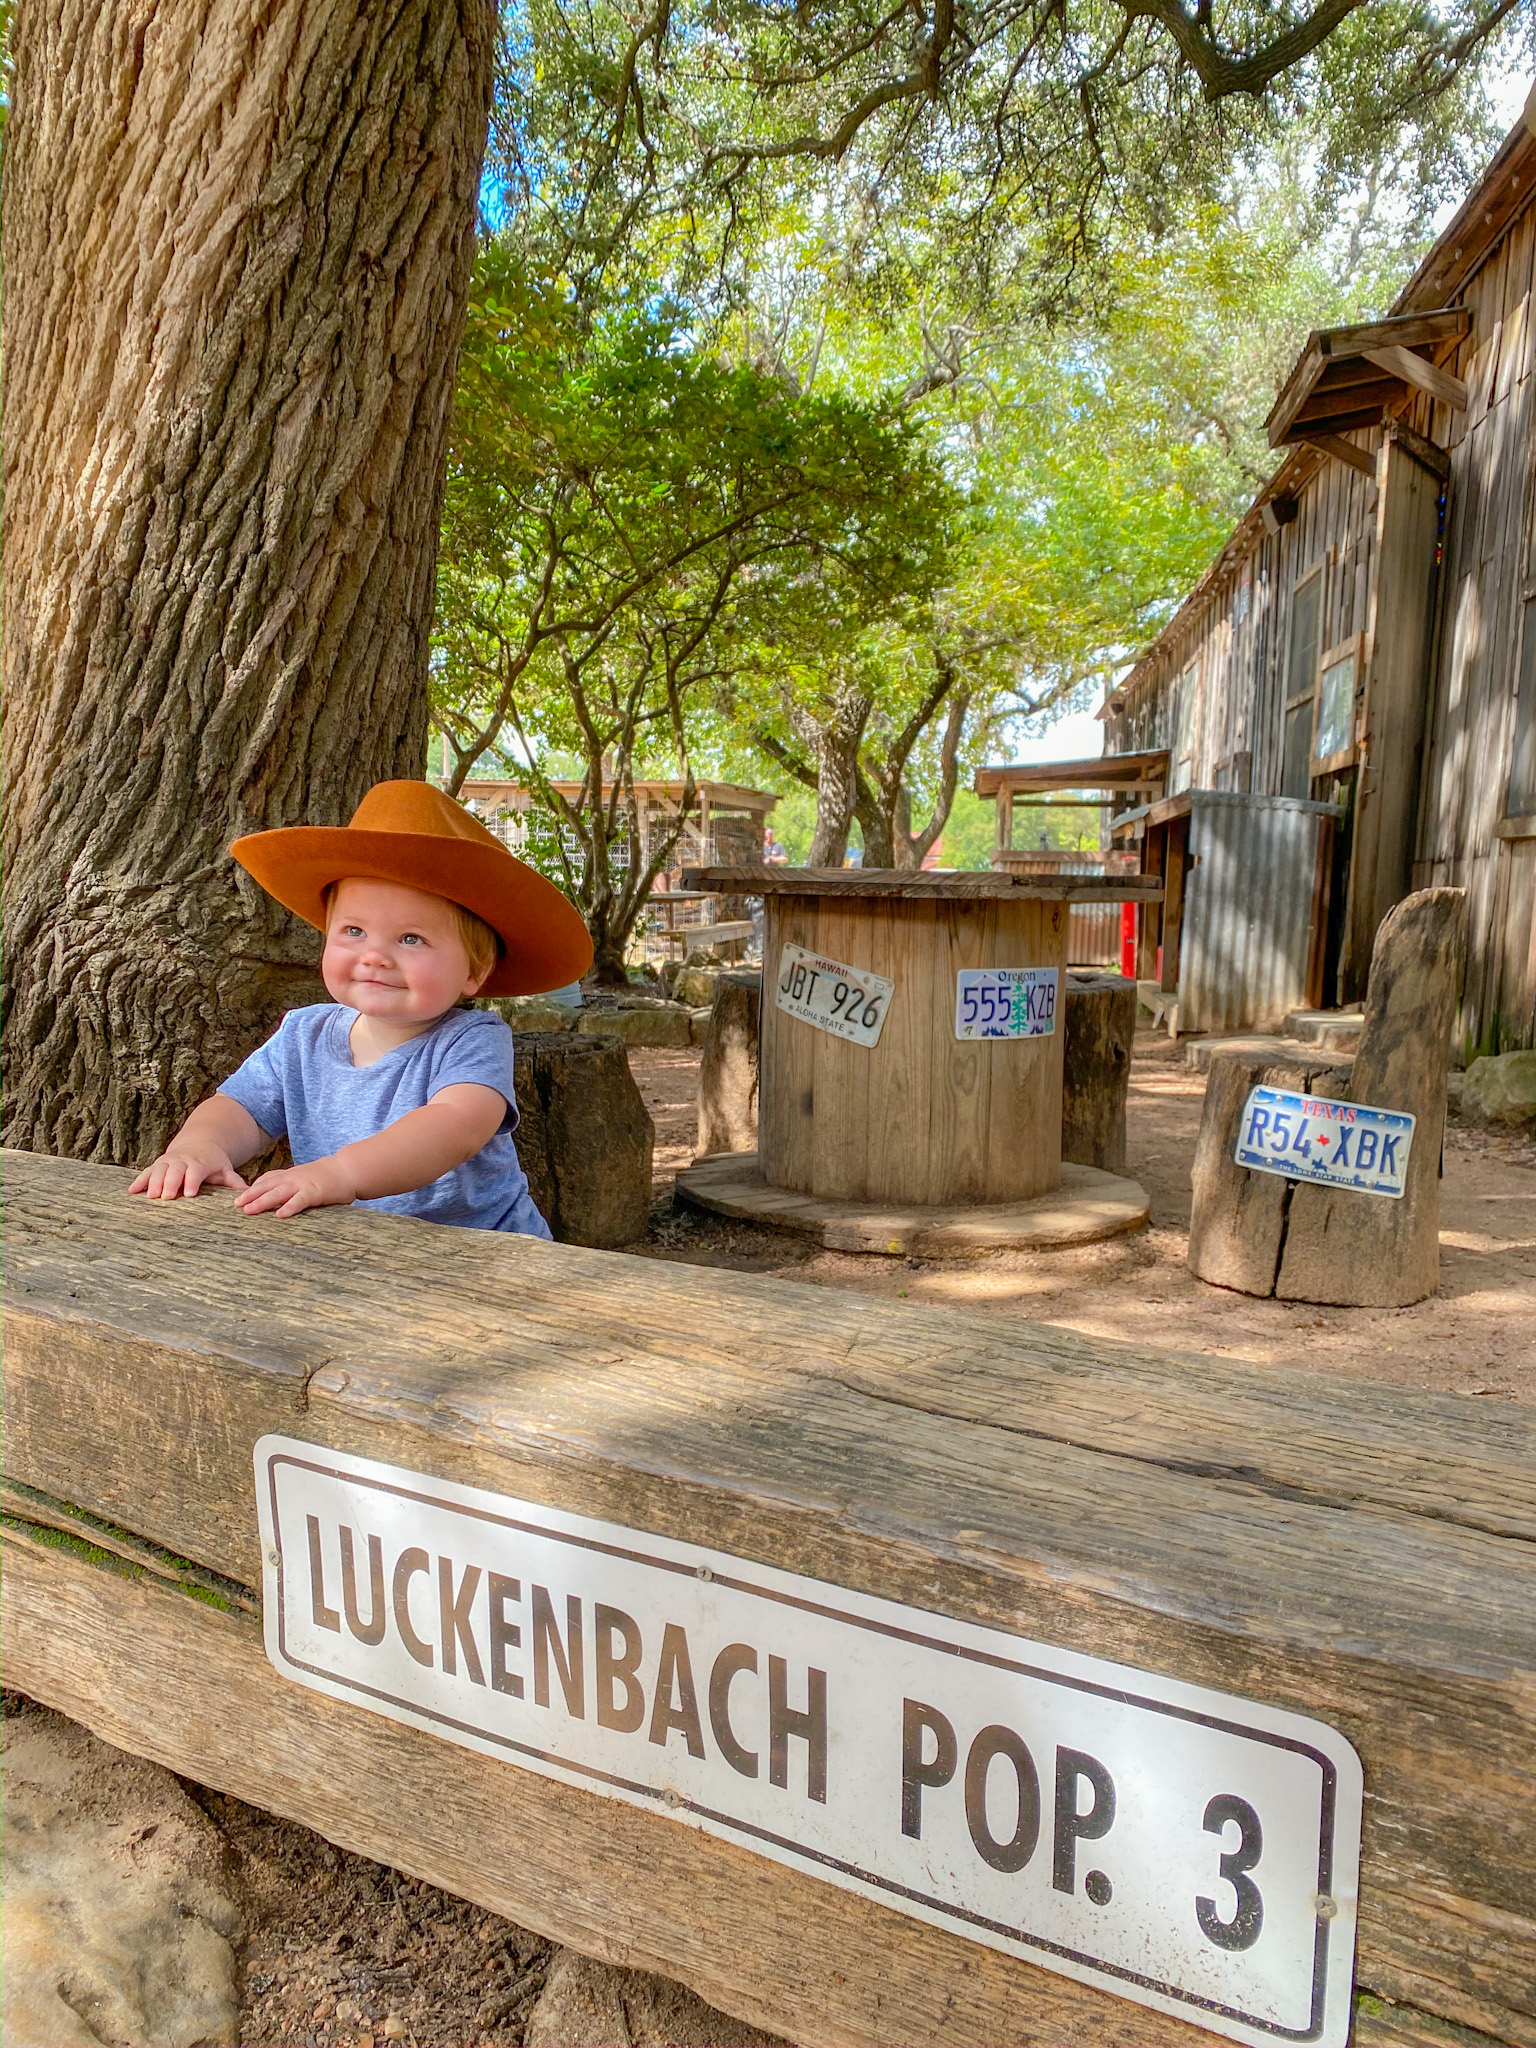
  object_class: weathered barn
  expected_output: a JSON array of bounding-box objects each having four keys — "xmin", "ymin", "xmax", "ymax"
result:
[{"xmin": 1103, "ymin": 104, "xmax": 1536, "ymax": 1055}]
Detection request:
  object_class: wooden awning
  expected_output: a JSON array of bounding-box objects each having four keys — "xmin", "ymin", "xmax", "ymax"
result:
[
  {"xmin": 1265, "ymin": 309, "xmax": 1470, "ymax": 474},
  {"xmin": 973, "ymin": 751, "xmax": 1170, "ymax": 800}
]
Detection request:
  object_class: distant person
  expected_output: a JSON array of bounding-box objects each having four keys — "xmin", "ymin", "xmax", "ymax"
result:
[{"xmin": 130, "ymin": 782, "xmax": 592, "ymax": 1234}]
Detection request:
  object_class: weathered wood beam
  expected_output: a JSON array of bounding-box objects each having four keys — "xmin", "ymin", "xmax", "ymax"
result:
[
  {"xmin": 3, "ymin": 1152, "xmax": 1534, "ymax": 2047},
  {"xmin": 682, "ymin": 866, "xmax": 1164, "ymax": 900},
  {"xmin": 0, "ymin": 1526, "xmax": 1509, "ymax": 2048},
  {"xmin": 1361, "ymin": 346, "xmax": 1469, "ymax": 412},
  {"xmin": 1298, "ymin": 432, "xmax": 1379, "ymax": 479},
  {"xmin": 1265, "ymin": 310, "xmax": 1469, "ymax": 448}
]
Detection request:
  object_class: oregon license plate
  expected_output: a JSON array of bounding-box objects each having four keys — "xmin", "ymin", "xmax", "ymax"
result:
[
  {"xmin": 1234, "ymin": 1087, "xmax": 1414, "ymax": 1198},
  {"xmin": 775, "ymin": 943, "xmax": 893, "ymax": 1048},
  {"xmin": 955, "ymin": 967, "xmax": 1059, "ymax": 1041}
]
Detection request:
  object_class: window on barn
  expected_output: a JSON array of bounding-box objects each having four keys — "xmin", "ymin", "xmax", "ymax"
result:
[
  {"xmin": 1508, "ymin": 595, "xmax": 1536, "ymax": 819},
  {"xmin": 1172, "ymin": 660, "xmax": 1199, "ymax": 791},
  {"xmin": 1282, "ymin": 569, "xmax": 1323, "ymax": 799}
]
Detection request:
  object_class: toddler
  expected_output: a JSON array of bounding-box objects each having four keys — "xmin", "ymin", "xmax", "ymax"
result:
[{"xmin": 130, "ymin": 781, "xmax": 593, "ymax": 1234}]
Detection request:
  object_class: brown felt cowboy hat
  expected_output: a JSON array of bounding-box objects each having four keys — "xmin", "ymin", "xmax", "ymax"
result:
[{"xmin": 230, "ymin": 781, "xmax": 593, "ymax": 997}]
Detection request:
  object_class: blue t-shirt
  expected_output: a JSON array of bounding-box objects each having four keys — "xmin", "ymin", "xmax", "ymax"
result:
[{"xmin": 220, "ymin": 1004, "xmax": 551, "ymax": 1238}]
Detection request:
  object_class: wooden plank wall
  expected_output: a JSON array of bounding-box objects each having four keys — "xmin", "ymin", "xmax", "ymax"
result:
[
  {"xmin": 1109, "ymin": 184, "xmax": 1536, "ymax": 1052},
  {"xmin": 1413, "ymin": 197, "xmax": 1536, "ymax": 1054},
  {"xmin": 1108, "ymin": 452, "xmax": 1379, "ymax": 802}
]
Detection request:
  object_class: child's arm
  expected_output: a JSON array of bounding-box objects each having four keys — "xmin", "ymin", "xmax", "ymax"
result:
[
  {"xmin": 232, "ymin": 1083, "xmax": 507, "ymax": 1219},
  {"xmin": 129, "ymin": 1094, "xmax": 271, "ymax": 1200}
]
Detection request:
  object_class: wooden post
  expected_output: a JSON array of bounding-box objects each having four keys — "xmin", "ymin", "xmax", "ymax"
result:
[
  {"xmin": 1188, "ymin": 889, "xmax": 1463, "ymax": 1307},
  {"xmin": 1061, "ymin": 974, "xmax": 1136, "ymax": 1174},
  {"xmin": 1277, "ymin": 887, "xmax": 1462, "ymax": 1305},
  {"xmin": 1159, "ymin": 822, "xmax": 1188, "ymax": 996},
  {"xmin": 1, "ymin": 1151, "xmax": 1533, "ymax": 2048},
  {"xmin": 1341, "ymin": 429, "xmax": 1447, "ymax": 1001},
  {"xmin": 1187, "ymin": 1047, "xmax": 1356, "ymax": 1296},
  {"xmin": 696, "ymin": 973, "xmax": 761, "ymax": 1157},
  {"xmin": 513, "ymin": 1033, "xmax": 655, "ymax": 1248}
]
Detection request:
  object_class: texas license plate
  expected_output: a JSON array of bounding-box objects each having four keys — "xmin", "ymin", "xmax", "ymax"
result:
[
  {"xmin": 1234, "ymin": 1087, "xmax": 1414, "ymax": 1198},
  {"xmin": 775, "ymin": 943, "xmax": 894, "ymax": 1048},
  {"xmin": 955, "ymin": 968, "xmax": 1059, "ymax": 1041}
]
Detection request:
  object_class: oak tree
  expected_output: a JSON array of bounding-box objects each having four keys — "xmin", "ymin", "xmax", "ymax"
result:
[{"xmin": 1, "ymin": 0, "xmax": 495, "ymax": 1159}]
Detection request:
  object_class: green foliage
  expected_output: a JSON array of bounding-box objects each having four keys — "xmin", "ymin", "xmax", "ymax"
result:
[
  {"xmin": 433, "ymin": 251, "xmax": 954, "ymax": 969},
  {"xmin": 442, "ymin": 0, "xmax": 1523, "ymax": 887}
]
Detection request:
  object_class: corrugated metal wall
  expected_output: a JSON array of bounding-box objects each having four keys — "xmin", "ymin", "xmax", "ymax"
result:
[{"xmin": 1181, "ymin": 795, "xmax": 1336, "ymax": 1033}]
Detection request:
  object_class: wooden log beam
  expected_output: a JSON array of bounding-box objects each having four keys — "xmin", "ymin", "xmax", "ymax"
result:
[
  {"xmin": 3, "ymin": 1152, "xmax": 1534, "ymax": 2046},
  {"xmin": 1361, "ymin": 347, "xmax": 1469, "ymax": 413},
  {"xmin": 1298, "ymin": 432, "xmax": 1379, "ymax": 480},
  {"xmin": 1061, "ymin": 973, "xmax": 1136, "ymax": 1174}
]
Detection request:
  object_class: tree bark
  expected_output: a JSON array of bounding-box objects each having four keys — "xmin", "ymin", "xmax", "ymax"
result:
[
  {"xmin": 1, "ymin": 0, "xmax": 495, "ymax": 1161},
  {"xmin": 795, "ymin": 683, "xmax": 870, "ymax": 867}
]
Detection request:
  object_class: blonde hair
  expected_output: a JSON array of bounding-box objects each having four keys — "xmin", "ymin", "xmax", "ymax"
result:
[{"xmin": 322, "ymin": 883, "xmax": 501, "ymax": 984}]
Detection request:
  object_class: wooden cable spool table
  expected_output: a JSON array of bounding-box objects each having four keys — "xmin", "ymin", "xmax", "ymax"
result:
[{"xmin": 676, "ymin": 867, "xmax": 1163, "ymax": 1253}]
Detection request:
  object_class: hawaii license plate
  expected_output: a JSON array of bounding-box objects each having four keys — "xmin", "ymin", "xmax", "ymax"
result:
[
  {"xmin": 1234, "ymin": 1087, "xmax": 1414, "ymax": 1198},
  {"xmin": 775, "ymin": 943, "xmax": 894, "ymax": 1048}
]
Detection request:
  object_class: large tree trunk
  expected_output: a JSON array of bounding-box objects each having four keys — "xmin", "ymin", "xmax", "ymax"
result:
[
  {"xmin": 1, "ymin": 0, "xmax": 495, "ymax": 1161},
  {"xmin": 797, "ymin": 684, "xmax": 870, "ymax": 867}
]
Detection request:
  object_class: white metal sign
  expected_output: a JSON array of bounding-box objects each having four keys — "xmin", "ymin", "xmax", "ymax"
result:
[
  {"xmin": 955, "ymin": 966, "xmax": 1059, "ymax": 1041},
  {"xmin": 774, "ymin": 942, "xmax": 893, "ymax": 1047},
  {"xmin": 1234, "ymin": 1086, "xmax": 1414, "ymax": 1199},
  {"xmin": 257, "ymin": 1437, "xmax": 1362, "ymax": 2048}
]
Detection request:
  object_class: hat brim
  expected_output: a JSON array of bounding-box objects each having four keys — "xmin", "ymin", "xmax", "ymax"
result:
[{"xmin": 230, "ymin": 826, "xmax": 594, "ymax": 996}]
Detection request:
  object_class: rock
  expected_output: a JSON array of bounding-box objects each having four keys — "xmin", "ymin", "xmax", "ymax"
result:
[
  {"xmin": 672, "ymin": 966, "xmax": 722, "ymax": 1009},
  {"xmin": 512, "ymin": 1032, "xmax": 655, "ymax": 1246},
  {"xmin": 689, "ymin": 1007, "xmax": 713, "ymax": 1046},
  {"xmin": 577, "ymin": 1004, "xmax": 694, "ymax": 1050},
  {"xmin": 1460, "ymin": 1049, "xmax": 1536, "ymax": 1126},
  {"xmin": 485, "ymin": 995, "xmax": 578, "ymax": 1033},
  {"xmin": 524, "ymin": 1950, "xmax": 791, "ymax": 2048},
  {"xmin": 1, "ymin": 1698, "xmax": 240, "ymax": 2048},
  {"xmin": 696, "ymin": 973, "xmax": 761, "ymax": 1157}
]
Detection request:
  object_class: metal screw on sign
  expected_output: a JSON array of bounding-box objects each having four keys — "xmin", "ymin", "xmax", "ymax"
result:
[{"xmin": 1314, "ymin": 1895, "xmax": 1339, "ymax": 1920}]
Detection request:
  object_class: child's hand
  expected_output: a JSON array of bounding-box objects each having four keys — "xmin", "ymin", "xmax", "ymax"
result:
[
  {"xmin": 233, "ymin": 1155, "xmax": 358, "ymax": 1219},
  {"xmin": 130, "ymin": 1144, "xmax": 248, "ymax": 1201}
]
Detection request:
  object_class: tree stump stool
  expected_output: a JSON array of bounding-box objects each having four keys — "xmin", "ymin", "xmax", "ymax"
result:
[
  {"xmin": 1188, "ymin": 888, "xmax": 1464, "ymax": 1306},
  {"xmin": 1062, "ymin": 973, "xmax": 1136, "ymax": 1174},
  {"xmin": 512, "ymin": 1032, "xmax": 654, "ymax": 1248},
  {"xmin": 696, "ymin": 972, "xmax": 761, "ymax": 1157}
]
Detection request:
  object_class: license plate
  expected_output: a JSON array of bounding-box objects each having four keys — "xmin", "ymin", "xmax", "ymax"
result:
[
  {"xmin": 775, "ymin": 943, "xmax": 893, "ymax": 1048},
  {"xmin": 1234, "ymin": 1087, "xmax": 1414, "ymax": 1198},
  {"xmin": 259, "ymin": 1436, "xmax": 1363, "ymax": 2048},
  {"xmin": 955, "ymin": 967, "xmax": 1059, "ymax": 1041}
]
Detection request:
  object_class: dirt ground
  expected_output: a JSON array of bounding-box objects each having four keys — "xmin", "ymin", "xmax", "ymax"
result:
[
  {"xmin": 210, "ymin": 1785, "xmax": 553, "ymax": 2048},
  {"xmin": 628, "ymin": 1032, "xmax": 1536, "ymax": 1401}
]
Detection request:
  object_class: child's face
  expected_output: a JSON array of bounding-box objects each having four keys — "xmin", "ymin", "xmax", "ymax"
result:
[{"xmin": 322, "ymin": 878, "xmax": 489, "ymax": 1024}]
